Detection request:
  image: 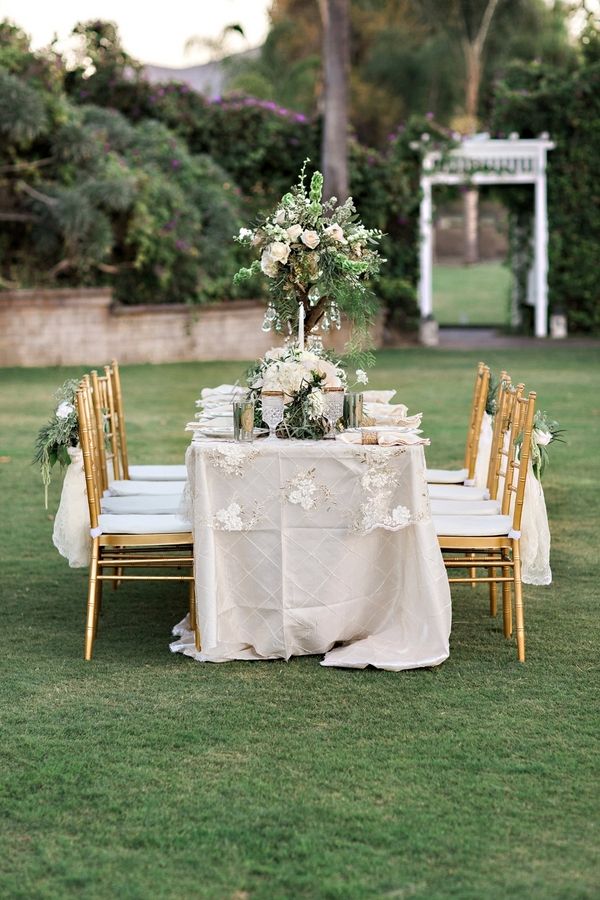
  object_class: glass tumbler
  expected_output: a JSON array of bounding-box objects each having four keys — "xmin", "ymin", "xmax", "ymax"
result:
[
  {"xmin": 233, "ymin": 399, "xmax": 255, "ymax": 442},
  {"xmin": 343, "ymin": 392, "xmax": 364, "ymax": 429}
]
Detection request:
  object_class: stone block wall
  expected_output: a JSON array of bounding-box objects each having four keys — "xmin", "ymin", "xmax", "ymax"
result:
[{"xmin": 0, "ymin": 289, "xmax": 383, "ymax": 367}]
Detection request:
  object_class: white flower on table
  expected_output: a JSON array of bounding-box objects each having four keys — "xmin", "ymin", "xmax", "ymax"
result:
[
  {"xmin": 56, "ymin": 401, "xmax": 75, "ymax": 419},
  {"xmin": 305, "ymin": 389, "xmax": 325, "ymax": 420},
  {"xmin": 238, "ymin": 227, "xmax": 254, "ymax": 241},
  {"xmin": 355, "ymin": 369, "xmax": 369, "ymax": 385},
  {"xmin": 286, "ymin": 224, "xmax": 302, "ymax": 242}
]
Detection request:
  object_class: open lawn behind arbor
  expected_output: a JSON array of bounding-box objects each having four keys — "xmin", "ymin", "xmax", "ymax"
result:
[{"xmin": 1, "ymin": 348, "xmax": 599, "ymax": 899}]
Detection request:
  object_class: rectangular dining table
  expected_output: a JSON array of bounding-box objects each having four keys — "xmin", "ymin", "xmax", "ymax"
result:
[{"xmin": 171, "ymin": 437, "xmax": 451, "ymax": 671}]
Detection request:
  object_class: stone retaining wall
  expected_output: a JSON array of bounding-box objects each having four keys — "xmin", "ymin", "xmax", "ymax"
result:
[{"xmin": 0, "ymin": 289, "xmax": 382, "ymax": 367}]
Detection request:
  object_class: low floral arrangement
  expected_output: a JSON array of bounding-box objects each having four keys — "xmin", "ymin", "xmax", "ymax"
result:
[
  {"xmin": 246, "ymin": 345, "xmax": 368, "ymax": 440},
  {"xmin": 233, "ymin": 160, "xmax": 384, "ymax": 349},
  {"xmin": 33, "ymin": 379, "xmax": 80, "ymax": 505}
]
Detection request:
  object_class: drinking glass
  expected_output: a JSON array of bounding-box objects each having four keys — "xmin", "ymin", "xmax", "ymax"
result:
[
  {"xmin": 343, "ymin": 392, "xmax": 364, "ymax": 429},
  {"xmin": 323, "ymin": 386, "xmax": 345, "ymax": 438},
  {"xmin": 233, "ymin": 399, "xmax": 255, "ymax": 442},
  {"xmin": 261, "ymin": 390, "xmax": 284, "ymax": 440}
]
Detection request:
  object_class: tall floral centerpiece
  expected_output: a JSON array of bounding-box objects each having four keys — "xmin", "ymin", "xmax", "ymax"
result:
[{"xmin": 233, "ymin": 161, "xmax": 384, "ymax": 348}]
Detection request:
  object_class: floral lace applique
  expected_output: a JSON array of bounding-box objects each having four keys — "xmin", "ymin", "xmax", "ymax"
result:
[
  {"xmin": 283, "ymin": 467, "xmax": 333, "ymax": 511},
  {"xmin": 352, "ymin": 453, "xmax": 415, "ymax": 534},
  {"xmin": 208, "ymin": 444, "xmax": 258, "ymax": 477},
  {"xmin": 211, "ymin": 501, "xmax": 262, "ymax": 531}
]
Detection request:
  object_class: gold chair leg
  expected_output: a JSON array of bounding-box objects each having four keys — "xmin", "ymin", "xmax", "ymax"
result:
[
  {"xmin": 190, "ymin": 581, "xmax": 201, "ymax": 652},
  {"xmin": 470, "ymin": 554, "xmax": 477, "ymax": 588},
  {"xmin": 189, "ymin": 579, "xmax": 196, "ymax": 633},
  {"xmin": 513, "ymin": 543, "xmax": 526, "ymax": 662},
  {"xmin": 93, "ymin": 578, "xmax": 103, "ymax": 639},
  {"xmin": 489, "ymin": 567, "xmax": 497, "ymax": 617},
  {"xmin": 84, "ymin": 542, "xmax": 100, "ymax": 660},
  {"xmin": 502, "ymin": 551, "xmax": 512, "ymax": 638},
  {"xmin": 113, "ymin": 566, "xmax": 123, "ymax": 590}
]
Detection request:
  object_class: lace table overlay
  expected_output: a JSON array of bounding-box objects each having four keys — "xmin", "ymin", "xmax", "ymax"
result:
[{"xmin": 173, "ymin": 439, "xmax": 451, "ymax": 671}]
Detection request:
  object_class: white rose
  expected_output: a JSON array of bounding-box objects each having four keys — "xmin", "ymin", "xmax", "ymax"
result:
[
  {"xmin": 306, "ymin": 390, "xmax": 326, "ymax": 419},
  {"xmin": 301, "ymin": 230, "xmax": 320, "ymax": 249},
  {"xmin": 355, "ymin": 369, "xmax": 369, "ymax": 385},
  {"xmin": 56, "ymin": 401, "xmax": 75, "ymax": 419},
  {"xmin": 261, "ymin": 250, "xmax": 279, "ymax": 277},
  {"xmin": 534, "ymin": 428, "xmax": 552, "ymax": 446},
  {"xmin": 269, "ymin": 241, "xmax": 291, "ymax": 264},
  {"xmin": 287, "ymin": 224, "xmax": 302, "ymax": 241},
  {"xmin": 324, "ymin": 223, "xmax": 346, "ymax": 244}
]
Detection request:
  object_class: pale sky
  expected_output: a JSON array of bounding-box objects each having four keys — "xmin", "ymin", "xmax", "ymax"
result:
[{"xmin": 0, "ymin": 0, "xmax": 272, "ymax": 67}]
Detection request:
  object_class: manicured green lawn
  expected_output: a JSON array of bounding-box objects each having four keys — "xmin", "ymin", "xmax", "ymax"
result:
[
  {"xmin": 433, "ymin": 261, "xmax": 512, "ymax": 326},
  {"xmin": 1, "ymin": 348, "xmax": 598, "ymax": 899}
]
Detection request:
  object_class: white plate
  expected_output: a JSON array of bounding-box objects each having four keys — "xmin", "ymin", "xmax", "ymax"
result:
[{"xmin": 193, "ymin": 427, "xmax": 268, "ymax": 441}]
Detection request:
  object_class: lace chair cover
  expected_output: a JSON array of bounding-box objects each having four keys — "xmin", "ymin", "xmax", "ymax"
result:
[
  {"xmin": 473, "ymin": 412, "xmax": 493, "ymax": 489},
  {"xmin": 52, "ymin": 446, "xmax": 91, "ymax": 568},
  {"xmin": 520, "ymin": 460, "xmax": 552, "ymax": 585}
]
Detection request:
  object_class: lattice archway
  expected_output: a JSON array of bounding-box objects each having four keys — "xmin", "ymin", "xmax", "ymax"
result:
[{"xmin": 419, "ymin": 137, "xmax": 555, "ymax": 337}]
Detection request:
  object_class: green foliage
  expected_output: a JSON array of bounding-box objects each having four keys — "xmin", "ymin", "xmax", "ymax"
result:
[
  {"xmin": 32, "ymin": 379, "xmax": 80, "ymax": 503},
  {"xmin": 0, "ymin": 68, "xmax": 47, "ymax": 144},
  {"xmin": 491, "ymin": 58, "xmax": 600, "ymax": 333}
]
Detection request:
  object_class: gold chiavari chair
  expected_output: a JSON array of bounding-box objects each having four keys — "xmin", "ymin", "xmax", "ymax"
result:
[
  {"xmin": 87, "ymin": 369, "xmax": 184, "ymax": 513},
  {"xmin": 109, "ymin": 360, "xmax": 187, "ymax": 483},
  {"xmin": 433, "ymin": 390, "xmax": 537, "ymax": 661},
  {"xmin": 426, "ymin": 361, "xmax": 491, "ymax": 485},
  {"xmin": 76, "ymin": 380, "xmax": 198, "ymax": 660}
]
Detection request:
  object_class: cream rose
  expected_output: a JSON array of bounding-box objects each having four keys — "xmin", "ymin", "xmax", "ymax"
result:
[
  {"xmin": 301, "ymin": 230, "xmax": 320, "ymax": 249},
  {"xmin": 261, "ymin": 250, "xmax": 279, "ymax": 277},
  {"xmin": 287, "ymin": 224, "xmax": 302, "ymax": 241},
  {"xmin": 324, "ymin": 223, "xmax": 346, "ymax": 244},
  {"xmin": 269, "ymin": 241, "xmax": 291, "ymax": 264}
]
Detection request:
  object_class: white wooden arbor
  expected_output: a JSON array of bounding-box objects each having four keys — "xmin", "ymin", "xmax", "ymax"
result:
[{"xmin": 418, "ymin": 137, "xmax": 555, "ymax": 337}]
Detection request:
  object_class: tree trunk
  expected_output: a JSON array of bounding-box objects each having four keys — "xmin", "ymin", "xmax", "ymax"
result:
[
  {"xmin": 462, "ymin": 42, "xmax": 481, "ymax": 264},
  {"xmin": 319, "ymin": 0, "xmax": 349, "ymax": 203}
]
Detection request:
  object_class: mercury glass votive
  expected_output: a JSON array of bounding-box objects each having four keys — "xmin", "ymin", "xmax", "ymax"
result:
[{"xmin": 343, "ymin": 392, "xmax": 364, "ymax": 429}]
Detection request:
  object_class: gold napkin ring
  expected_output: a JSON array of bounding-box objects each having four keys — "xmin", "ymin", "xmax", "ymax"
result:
[{"xmin": 361, "ymin": 431, "xmax": 378, "ymax": 445}]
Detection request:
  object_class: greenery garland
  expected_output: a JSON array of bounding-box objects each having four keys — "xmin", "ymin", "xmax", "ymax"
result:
[{"xmin": 33, "ymin": 380, "xmax": 80, "ymax": 506}]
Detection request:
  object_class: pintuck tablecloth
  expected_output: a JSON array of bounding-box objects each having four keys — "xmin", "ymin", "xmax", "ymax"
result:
[{"xmin": 170, "ymin": 439, "xmax": 451, "ymax": 671}]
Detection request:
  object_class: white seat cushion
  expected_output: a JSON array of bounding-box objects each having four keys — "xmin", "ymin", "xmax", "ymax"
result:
[
  {"xmin": 434, "ymin": 514, "xmax": 512, "ymax": 537},
  {"xmin": 128, "ymin": 464, "xmax": 187, "ymax": 481},
  {"xmin": 430, "ymin": 498, "xmax": 501, "ymax": 516},
  {"xmin": 428, "ymin": 484, "xmax": 489, "ymax": 501},
  {"xmin": 98, "ymin": 514, "xmax": 192, "ymax": 535},
  {"xmin": 107, "ymin": 480, "xmax": 186, "ymax": 497},
  {"xmin": 101, "ymin": 494, "xmax": 182, "ymax": 515},
  {"xmin": 426, "ymin": 467, "xmax": 469, "ymax": 484}
]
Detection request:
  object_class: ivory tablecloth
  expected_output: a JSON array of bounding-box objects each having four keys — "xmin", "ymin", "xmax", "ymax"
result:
[{"xmin": 171, "ymin": 439, "xmax": 451, "ymax": 671}]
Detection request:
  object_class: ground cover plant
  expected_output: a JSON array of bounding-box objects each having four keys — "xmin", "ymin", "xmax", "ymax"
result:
[{"xmin": 0, "ymin": 348, "xmax": 598, "ymax": 899}]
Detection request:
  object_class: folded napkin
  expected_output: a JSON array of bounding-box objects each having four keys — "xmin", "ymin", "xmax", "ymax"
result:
[
  {"xmin": 197, "ymin": 384, "xmax": 245, "ymax": 405},
  {"xmin": 362, "ymin": 402, "xmax": 423, "ymax": 429},
  {"xmin": 338, "ymin": 429, "xmax": 430, "ymax": 447},
  {"xmin": 361, "ymin": 390, "xmax": 396, "ymax": 404}
]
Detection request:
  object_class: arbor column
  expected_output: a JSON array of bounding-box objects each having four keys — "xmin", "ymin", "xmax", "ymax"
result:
[
  {"xmin": 418, "ymin": 178, "xmax": 433, "ymax": 319},
  {"xmin": 534, "ymin": 172, "xmax": 549, "ymax": 338}
]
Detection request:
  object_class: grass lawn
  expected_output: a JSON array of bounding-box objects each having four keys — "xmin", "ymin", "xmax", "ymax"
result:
[
  {"xmin": 433, "ymin": 261, "xmax": 512, "ymax": 326},
  {"xmin": 1, "ymin": 348, "xmax": 599, "ymax": 899}
]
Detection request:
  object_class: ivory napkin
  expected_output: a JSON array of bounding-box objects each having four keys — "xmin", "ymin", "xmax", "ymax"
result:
[
  {"xmin": 361, "ymin": 390, "xmax": 396, "ymax": 404},
  {"xmin": 338, "ymin": 429, "xmax": 430, "ymax": 447},
  {"xmin": 362, "ymin": 402, "xmax": 423, "ymax": 429}
]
